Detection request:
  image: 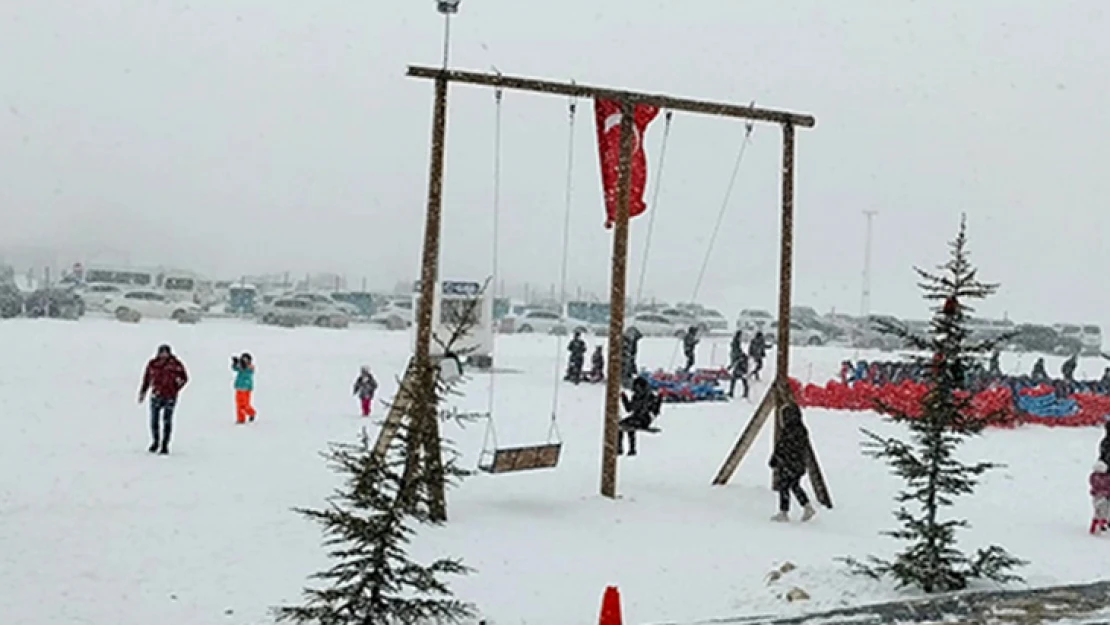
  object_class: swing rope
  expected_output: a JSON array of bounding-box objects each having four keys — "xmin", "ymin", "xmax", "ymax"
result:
[
  {"xmin": 668, "ymin": 115, "xmax": 756, "ymax": 369},
  {"xmin": 481, "ymin": 83, "xmax": 505, "ymax": 458},
  {"xmin": 634, "ymin": 110, "xmax": 674, "ymax": 306},
  {"xmin": 547, "ymin": 90, "xmax": 577, "ymax": 443}
]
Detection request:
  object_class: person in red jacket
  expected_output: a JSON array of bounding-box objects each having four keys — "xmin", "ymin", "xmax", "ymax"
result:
[{"xmin": 139, "ymin": 344, "xmax": 189, "ymax": 454}]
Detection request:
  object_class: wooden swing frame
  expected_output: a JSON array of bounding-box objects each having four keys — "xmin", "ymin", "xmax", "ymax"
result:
[{"xmin": 405, "ymin": 64, "xmax": 832, "ymax": 517}]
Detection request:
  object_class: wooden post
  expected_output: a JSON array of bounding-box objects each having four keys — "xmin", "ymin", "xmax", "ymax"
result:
[
  {"xmin": 413, "ymin": 76, "xmax": 450, "ymax": 522},
  {"xmin": 600, "ymin": 101, "xmax": 636, "ymax": 499}
]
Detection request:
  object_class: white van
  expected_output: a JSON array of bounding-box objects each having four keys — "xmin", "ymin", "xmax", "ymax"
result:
[
  {"xmin": 1082, "ymin": 324, "xmax": 1103, "ymax": 356},
  {"xmin": 412, "ymin": 280, "xmax": 494, "ymax": 369}
]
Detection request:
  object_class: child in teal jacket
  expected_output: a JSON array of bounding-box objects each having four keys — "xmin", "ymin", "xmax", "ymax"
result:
[{"xmin": 231, "ymin": 352, "xmax": 257, "ymax": 423}]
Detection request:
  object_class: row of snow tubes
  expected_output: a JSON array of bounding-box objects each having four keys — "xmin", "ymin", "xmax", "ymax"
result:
[
  {"xmin": 642, "ymin": 368, "xmax": 731, "ymax": 403},
  {"xmin": 787, "ymin": 378, "xmax": 1110, "ymax": 427}
]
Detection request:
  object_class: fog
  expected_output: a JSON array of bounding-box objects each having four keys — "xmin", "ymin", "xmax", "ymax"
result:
[{"xmin": 2, "ymin": 0, "xmax": 1108, "ymax": 324}]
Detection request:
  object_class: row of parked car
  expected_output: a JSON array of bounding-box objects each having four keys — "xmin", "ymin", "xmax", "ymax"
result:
[{"xmin": 733, "ymin": 307, "xmax": 1104, "ymax": 356}]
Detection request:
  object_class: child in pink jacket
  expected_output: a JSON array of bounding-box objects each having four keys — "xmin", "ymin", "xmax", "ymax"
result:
[{"xmin": 1089, "ymin": 461, "xmax": 1110, "ymax": 534}]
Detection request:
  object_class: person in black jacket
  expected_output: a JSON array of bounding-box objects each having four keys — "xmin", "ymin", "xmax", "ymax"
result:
[
  {"xmin": 565, "ymin": 331, "xmax": 587, "ymax": 384},
  {"xmin": 618, "ymin": 376, "xmax": 660, "ymax": 456},
  {"xmin": 769, "ymin": 402, "xmax": 816, "ymax": 522},
  {"xmin": 621, "ymin": 327, "xmax": 644, "ymax": 388},
  {"xmin": 682, "ymin": 326, "xmax": 700, "ymax": 372},
  {"xmin": 728, "ymin": 330, "xmax": 749, "ymax": 399},
  {"xmin": 1099, "ymin": 420, "xmax": 1110, "ymax": 467},
  {"xmin": 749, "ymin": 332, "xmax": 768, "ymax": 381},
  {"xmin": 1031, "ymin": 357, "xmax": 1048, "ymax": 381},
  {"xmin": 586, "ymin": 345, "xmax": 605, "ymax": 383}
]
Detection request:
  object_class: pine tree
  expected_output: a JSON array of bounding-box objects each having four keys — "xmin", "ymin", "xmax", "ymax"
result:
[
  {"xmin": 273, "ymin": 427, "xmax": 475, "ymax": 625},
  {"xmin": 844, "ymin": 216, "xmax": 1026, "ymax": 593}
]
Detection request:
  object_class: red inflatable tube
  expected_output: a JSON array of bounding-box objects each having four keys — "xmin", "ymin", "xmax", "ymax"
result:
[{"xmin": 787, "ymin": 378, "xmax": 1110, "ymax": 429}]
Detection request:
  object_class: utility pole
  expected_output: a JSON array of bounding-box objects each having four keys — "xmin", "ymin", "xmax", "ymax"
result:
[{"xmin": 860, "ymin": 210, "xmax": 878, "ymax": 318}]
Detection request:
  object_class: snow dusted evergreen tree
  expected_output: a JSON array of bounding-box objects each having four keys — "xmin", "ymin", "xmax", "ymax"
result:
[
  {"xmin": 274, "ymin": 425, "xmax": 475, "ymax": 625},
  {"xmin": 844, "ymin": 216, "xmax": 1026, "ymax": 593}
]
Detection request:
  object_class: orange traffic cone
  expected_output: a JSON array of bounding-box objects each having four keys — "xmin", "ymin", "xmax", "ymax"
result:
[{"xmin": 598, "ymin": 586, "xmax": 623, "ymax": 625}]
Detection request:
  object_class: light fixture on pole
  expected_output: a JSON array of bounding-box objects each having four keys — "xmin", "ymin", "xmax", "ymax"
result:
[{"xmin": 435, "ymin": 0, "xmax": 460, "ymax": 69}]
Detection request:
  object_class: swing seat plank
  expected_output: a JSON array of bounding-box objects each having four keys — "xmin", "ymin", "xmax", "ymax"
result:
[{"xmin": 478, "ymin": 442, "xmax": 562, "ymax": 474}]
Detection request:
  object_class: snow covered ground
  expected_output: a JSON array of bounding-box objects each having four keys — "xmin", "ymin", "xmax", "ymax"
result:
[{"xmin": 1, "ymin": 317, "xmax": 1108, "ymax": 625}]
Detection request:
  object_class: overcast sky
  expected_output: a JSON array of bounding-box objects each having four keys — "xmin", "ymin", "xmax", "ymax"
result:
[{"xmin": 2, "ymin": 1, "xmax": 1108, "ymax": 325}]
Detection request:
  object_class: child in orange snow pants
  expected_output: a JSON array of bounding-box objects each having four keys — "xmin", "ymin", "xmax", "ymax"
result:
[{"xmin": 231, "ymin": 353, "xmax": 257, "ymax": 423}]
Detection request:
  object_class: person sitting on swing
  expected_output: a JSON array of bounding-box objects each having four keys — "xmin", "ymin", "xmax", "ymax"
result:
[
  {"xmin": 618, "ymin": 376, "xmax": 661, "ymax": 456},
  {"xmin": 565, "ymin": 330, "xmax": 587, "ymax": 384},
  {"xmin": 585, "ymin": 345, "xmax": 605, "ymax": 383}
]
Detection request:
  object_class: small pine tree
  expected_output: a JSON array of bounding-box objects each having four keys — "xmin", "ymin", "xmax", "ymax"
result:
[
  {"xmin": 844, "ymin": 216, "xmax": 1026, "ymax": 593},
  {"xmin": 275, "ymin": 286, "xmax": 488, "ymax": 624},
  {"xmin": 274, "ymin": 427, "xmax": 475, "ymax": 625}
]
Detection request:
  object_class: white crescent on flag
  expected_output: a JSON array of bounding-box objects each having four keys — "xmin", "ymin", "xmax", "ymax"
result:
[{"xmin": 602, "ymin": 113, "xmax": 644, "ymax": 151}]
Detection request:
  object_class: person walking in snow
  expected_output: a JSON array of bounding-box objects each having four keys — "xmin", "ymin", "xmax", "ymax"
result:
[
  {"xmin": 682, "ymin": 326, "xmax": 700, "ymax": 373},
  {"xmin": 728, "ymin": 329, "xmax": 749, "ymax": 399},
  {"xmin": 138, "ymin": 344, "xmax": 189, "ymax": 455},
  {"xmin": 618, "ymin": 376, "xmax": 661, "ymax": 456},
  {"xmin": 1090, "ymin": 460, "xmax": 1110, "ymax": 534},
  {"xmin": 749, "ymin": 332, "xmax": 767, "ymax": 381},
  {"xmin": 231, "ymin": 353, "xmax": 257, "ymax": 424},
  {"xmin": 353, "ymin": 366, "xmax": 378, "ymax": 417},
  {"xmin": 769, "ymin": 402, "xmax": 816, "ymax": 522},
  {"xmin": 586, "ymin": 345, "xmax": 605, "ymax": 383},
  {"xmin": 565, "ymin": 330, "xmax": 587, "ymax": 384}
]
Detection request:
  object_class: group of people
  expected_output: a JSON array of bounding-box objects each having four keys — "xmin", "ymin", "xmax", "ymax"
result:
[
  {"xmin": 843, "ymin": 352, "xmax": 1110, "ymax": 398},
  {"xmin": 564, "ymin": 331, "xmax": 606, "ymax": 385},
  {"xmin": 136, "ymin": 334, "xmax": 812, "ymax": 522},
  {"xmin": 137, "ymin": 344, "xmax": 379, "ymax": 455}
]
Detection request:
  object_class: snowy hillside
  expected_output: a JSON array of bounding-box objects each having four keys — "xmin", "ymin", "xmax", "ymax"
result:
[{"xmin": 0, "ymin": 318, "xmax": 1106, "ymax": 625}]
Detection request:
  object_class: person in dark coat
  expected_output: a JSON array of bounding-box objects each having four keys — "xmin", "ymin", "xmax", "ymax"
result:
[
  {"xmin": 1062, "ymin": 352, "xmax": 1079, "ymax": 384},
  {"xmin": 682, "ymin": 326, "xmax": 700, "ymax": 372},
  {"xmin": 1099, "ymin": 420, "xmax": 1110, "ymax": 467},
  {"xmin": 618, "ymin": 376, "xmax": 660, "ymax": 456},
  {"xmin": 749, "ymin": 332, "xmax": 767, "ymax": 381},
  {"xmin": 565, "ymin": 331, "xmax": 587, "ymax": 384},
  {"xmin": 138, "ymin": 344, "xmax": 189, "ymax": 455},
  {"xmin": 1031, "ymin": 357, "xmax": 1048, "ymax": 381},
  {"xmin": 586, "ymin": 345, "xmax": 605, "ymax": 383},
  {"xmin": 769, "ymin": 402, "xmax": 816, "ymax": 522},
  {"xmin": 621, "ymin": 327, "xmax": 644, "ymax": 388},
  {"xmin": 728, "ymin": 330, "xmax": 749, "ymax": 399}
]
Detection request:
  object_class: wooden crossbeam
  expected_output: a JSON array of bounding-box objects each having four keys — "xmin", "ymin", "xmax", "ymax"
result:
[{"xmin": 406, "ymin": 65, "xmax": 816, "ymax": 128}]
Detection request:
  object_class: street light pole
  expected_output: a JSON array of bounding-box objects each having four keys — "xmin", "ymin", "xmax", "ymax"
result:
[
  {"xmin": 436, "ymin": 0, "xmax": 460, "ymax": 69},
  {"xmin": 860, "ymin": 210, "xmax": 878, "ymax": 318}
]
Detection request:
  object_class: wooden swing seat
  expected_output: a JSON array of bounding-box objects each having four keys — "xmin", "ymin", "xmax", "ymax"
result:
[{"xmin": 478, "ymin": 442, "xmax": 562, "ymax": 474}]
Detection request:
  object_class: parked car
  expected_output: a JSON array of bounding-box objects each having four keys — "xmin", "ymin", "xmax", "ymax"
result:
[
  {"xmin": 105, "ymin": 290, "xmax": 201, "ymax": 321},
  {"xmin": 259, "ymin": 298, "xmax": 349, "ymax": 328},
  {"xmin": 513, "ymin": 309, "xmax": 569, "ymax": 335},
  {"xmin": 291, "ymin": 292, "xmax": 360, "ymax": 318},
  {"xmin": 24, "ymin": 287, "xmax": 86, "ymax": 319},
  {"xmin": 1053, "ymin": 323, "xmax": 1085, "ymax": 355},
  {"xmin": 0, "ymin": 283, "xmax": 24, "ymax": 318},
  {"xmin": 768, "ymin": 320, "xmax": 827, "ymax": 346},
  {"xmin": 369, "ymin": 300, "xmax": 415, "ymax": 330},
  {"xmin": 696, "ymin": 308, "xmax": 730, "ymax": 335},
  {"xmin": 658, "ymin": 307, "xmax": 699, "ymax": 330},
  {"xmin": 737, "ymin": 309, "xmax": 774, "ymax": 335},
  {"xmin": 627, "ymin": 312, "xmax": 683, "ymax": 338},
  {"xmin": 79, "ymin": 283, "xmax": 124, "ymax": 311},
  {"xmin": 1009, "ymin": 324, "xmax": 1059, "ymax": 354}
]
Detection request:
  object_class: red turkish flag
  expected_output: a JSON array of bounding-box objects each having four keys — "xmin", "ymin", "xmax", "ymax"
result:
[{"xmin": 594, "ymin": 99, "xmax": 659, "ymax": 229}]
